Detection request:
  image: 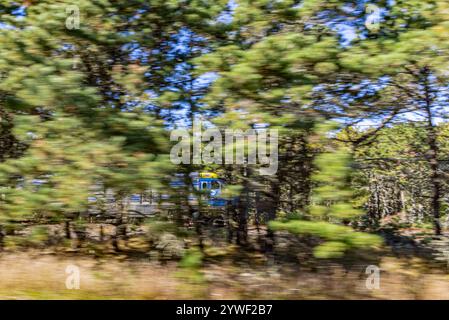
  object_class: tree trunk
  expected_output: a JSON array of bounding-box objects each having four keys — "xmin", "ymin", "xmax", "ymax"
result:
[
  {"xmin": 236, "ymin": 165, "xmax": 250, "ymax": 246},
  {"xmin": 225, "ymin": 202, "xmax": 235, "ymax": 243},
  {"xmin": 423, "ymin": 67, "xmax": 442, "ymax": 235},
  {"xmin": 99, "ymin": 225, "xmax": 104, "ymax": 242},
  {"xmin": 236, "ymin": 197, "xmax": 248, "ymax": 246},
  {"xmin": 0, "ymin": 225, "xmax": 4, "ymax": 251},
  {"xmin": 265, "ymin": 178, "xmax": 280, "ymax": 254},
  {"xmin": 65, "ymin": 220, "xmax": 71, "ymax": 239}
]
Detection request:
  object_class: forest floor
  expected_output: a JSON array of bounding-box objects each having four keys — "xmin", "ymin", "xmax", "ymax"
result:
[{"xmin": 0, "ymin": 223, "xmax": 448, "ymax": 299}]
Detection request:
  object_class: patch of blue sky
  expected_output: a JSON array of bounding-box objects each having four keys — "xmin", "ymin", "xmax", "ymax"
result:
[
  {"xmin": 0, "ymin": 5, "xmax": 25, "ymax": 29},
  {"xmin": 325, "ymin": 0, "xmax": 386, "ymax": 46},
  {"xmin": 216, "ymin": 0, "xmax": 236, "ymax": 25},
  {"xmin": 12, "ymin": 5, "xmax": 26, "ymax": 16},
  {"xmin": 0, "ymin": 22, "xmax": 15, "ymax": 30}
]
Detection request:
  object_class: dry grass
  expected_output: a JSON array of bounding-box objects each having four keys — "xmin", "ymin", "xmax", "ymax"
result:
[
  {"xmin": 0, "ymin": 250, "xmax": 448, "ymax": 300},
  {"xmin": 0, "ymin": 251, "xmax": 205, "ymax": 299}
]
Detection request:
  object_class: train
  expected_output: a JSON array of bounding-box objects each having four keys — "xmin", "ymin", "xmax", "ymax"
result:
[{"xmin": 86, "ymin": 172, "xmax": 231, "ymax": 222}]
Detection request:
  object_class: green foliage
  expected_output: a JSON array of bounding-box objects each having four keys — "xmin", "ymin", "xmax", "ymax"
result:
[
  {"xmin": 0, "ymin": 0, "xmax": 446, "ymax": 270},
  {"xmin": 270, "ymin": 123, "xmax": 382, "ymax": 258},
  {"xmin": 179, "ymin": 247, "xmax": 204, "ymax": 270},
  {"xmin": 0, "ymin": 0, "xmax": 226, "ymax": 222},
  {"xmin": 177, "ymin": 247, "xmax": 205, "ymax": 284}
]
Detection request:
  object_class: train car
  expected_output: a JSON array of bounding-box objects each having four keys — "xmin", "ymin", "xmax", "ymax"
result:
[
  {"xmin": 86, "ymin": 172, "xmax": 231, "ymax": 223},
  {"xmin": 190, "ymin": 172, "xmax": 227, "ymax": 207}
]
